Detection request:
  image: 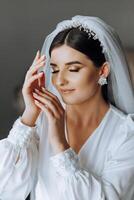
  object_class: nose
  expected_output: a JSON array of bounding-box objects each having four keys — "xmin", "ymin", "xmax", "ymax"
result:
[{"xmin": 55, "ymin": 70, "xmax": 68, "ymax": 87}]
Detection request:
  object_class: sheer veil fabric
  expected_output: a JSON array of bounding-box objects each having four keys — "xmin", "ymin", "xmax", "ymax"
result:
[{"xmin": 36, "ymin": 15, "xmax": 134, "ymax": 199}]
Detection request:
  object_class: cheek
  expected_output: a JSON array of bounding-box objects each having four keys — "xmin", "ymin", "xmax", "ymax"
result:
[
  {"xmin": 74, "ymin": 72, "xmax": 99, "ymax": 101},
  {"xmin": 51, "ymin": 71, "xmax": 99, "ymax": 96},
  {"xmin": 71, "ymin": 73, "xmax": 99, "ymax": 103},
  {"xmin": 78, "ymin": 72, "xmax": 98, "ymax": 91}
]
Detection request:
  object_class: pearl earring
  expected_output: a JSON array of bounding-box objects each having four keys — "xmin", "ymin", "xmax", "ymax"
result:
[{"xmin": 98, "ymin": 75, "xmax": 107, "ymax": 86}]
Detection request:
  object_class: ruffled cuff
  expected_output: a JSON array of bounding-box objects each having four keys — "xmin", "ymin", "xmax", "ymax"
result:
[
  {"xmin": 50, "ymin": 148, "xmax": 80, "ymax": 177},
  {"xmin": 7, "ymin": 117, "xmax": 37, "ymax": 149}
]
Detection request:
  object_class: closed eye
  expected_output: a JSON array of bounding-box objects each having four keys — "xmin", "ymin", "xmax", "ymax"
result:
[{"xmin": 51, "ymin": 69, "xmax": 80, "ymax": 73}]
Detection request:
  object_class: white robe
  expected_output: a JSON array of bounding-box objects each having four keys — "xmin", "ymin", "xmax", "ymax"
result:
[{"xmin": 0, "ymin": 104, "xmax": 134, "ymax": 200}]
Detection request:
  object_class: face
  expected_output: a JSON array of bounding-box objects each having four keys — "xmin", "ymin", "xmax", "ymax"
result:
[{"xmin": 50, "ymin": 44, "xmax": 101, "ymax": 105}]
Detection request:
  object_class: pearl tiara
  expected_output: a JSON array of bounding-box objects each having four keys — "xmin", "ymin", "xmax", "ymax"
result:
[
  {"xmin": 57, "ymin": 20, "xmax": 106, "ymax": 53},
  {"xmin": 78, "ymin": 25, "xmax": 98, "ymax": 40}
]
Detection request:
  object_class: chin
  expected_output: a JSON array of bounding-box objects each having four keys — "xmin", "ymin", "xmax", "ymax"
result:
[
  {"xmin": 61, "ymin": 96, "xmax": 86, "ymax": 105},
  {"xmin": 60, "ymin": 96, "xmax": 76, "ymax": 104}
]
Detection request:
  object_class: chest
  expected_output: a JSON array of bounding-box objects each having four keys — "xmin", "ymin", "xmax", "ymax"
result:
[{"xmin": 66, "ymin": 123, "xmax": 96, "ymax": 154}]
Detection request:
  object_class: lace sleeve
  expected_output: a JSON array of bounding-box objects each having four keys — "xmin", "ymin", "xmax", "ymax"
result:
[
  {"xmin": 0, "ymin": 117, "xmax": 39, "ymax": 200},
  {"xmin": 7, "ymin": 117, "xmax": 38, "ymax": 149},
  {"xmin": 50, "ymin": 148, "xmax": 80, "ymax": 177}
]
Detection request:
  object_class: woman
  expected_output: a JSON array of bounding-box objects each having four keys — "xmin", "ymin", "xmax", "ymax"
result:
[{"xmin": 0, "ymin": 15, "xmax": 134, "ymax": 200}]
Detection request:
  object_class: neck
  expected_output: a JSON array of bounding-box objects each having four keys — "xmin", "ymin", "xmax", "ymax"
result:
[{"xmin": 66, "ymin": 91, "xmax": 110, "ymax": 127}]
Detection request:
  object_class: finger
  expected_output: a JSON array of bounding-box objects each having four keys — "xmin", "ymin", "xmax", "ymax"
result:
[
  {"xmin": 32, "ymin": 54, "xmax": 46, "ymax": 68},
  {"xmin": 31, "ymin": 51, "xmax": 44, "ymax": 69},
  {"xmin": 27, "ymin": 72, "xmax": 44, "ymax": 87},
  {"xmin": 38, "ymin": 72, "xmax": 45, "ymax": 88},
  {"xmin": 33, "ymin": 50, "xmax": 40, "ymax": 65},
  {"xmin": 33, "ymin": 92, "xmax": 60, "ymax": 118},
  {"xmin": 40, "ymin": 72, "xmax": 45, "ymax": 87},
  {"xmin": 29, "ymin": 56, "xmax": 46, "ymax": 72},
  {"xmin": 36, "ymin": 56, "xmax": 46, "ymax": 64},
  {"xmin": 35, "ymin": 50, "xmax": 41, "ymax": 60},
  {"xmin": 28, "ymin": 54, "xmax": 46, "ymax": 76},
  {"xmin": 36, "ymin": 55, "xmax": 46, "ymax": 65},
  {"xmin": 33, "ymin": 92, "xmax": 59, "ymax": 116},
  {"xmin": 26, "ymin": 61, "xmax": 46, "ymax": 79},
  {"xmin": 31, "ymin": 55, "xmax": 46, "ymax": 70},
  {"xmin": 41, "ymin": 87, "xmax": 63, "ymax": 108},
  {"xmin": 34, "ymin": 99, "xmax": 54, "ymax": 119},
  {"xmin": 34, "ymin": 88, "xmax": 62, "ymax": 114},
  {"xmin": 41, "ymin": 87, "xmax": 59, "ymax": 101},
  {"xmin": 31, "ymin": 61, "xmax": 46, "ymax": 75}
]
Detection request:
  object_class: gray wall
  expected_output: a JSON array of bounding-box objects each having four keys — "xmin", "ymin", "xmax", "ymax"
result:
[{"xmin": 0, "ymin": 0, "xmax": 134, "ymax": 138}]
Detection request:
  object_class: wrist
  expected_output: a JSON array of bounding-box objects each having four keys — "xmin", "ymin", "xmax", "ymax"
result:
[{"xmin": 21, "ymin": 109, "xmax": 39, "ymax": 127}]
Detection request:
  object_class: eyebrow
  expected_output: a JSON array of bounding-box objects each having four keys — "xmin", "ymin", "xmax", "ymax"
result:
[{"xmin": 50, "ymin": 61, "xmax": 84, "ymax": 67}]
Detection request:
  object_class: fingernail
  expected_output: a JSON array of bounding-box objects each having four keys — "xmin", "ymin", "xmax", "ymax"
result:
[
  {"xmin": 35, "ymin": 89, "xmax": 39, "ymax": 93},
  {"xmin": 41, "ymin": 87, "xmax": 46, "ymax": 91},
  {"xmin": 37, "ymin": 50, "xmax": 40, "ymax": 55},
  {"xmin": 34, "ymin": 99, "xmax": 40, "ymax": 104},
  {"xmin": 33, "ymin": 92, "xmax": 38, "ymax": 96},
  {"xmin": 39, "ymin": 71, "xmax": 44, "ymax": 75},
  {"xmin": 39, "ymin": 71, "xmax": 44, "ymax": 74},
  {"xmin": 41, "ymin": 55, "xmax": 45, "ymax": 59}
]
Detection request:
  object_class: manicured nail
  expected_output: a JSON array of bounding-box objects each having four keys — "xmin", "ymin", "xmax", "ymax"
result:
[
  {"xmin": 34, "ymin": 89, "xmax": 39, "ymax": 93},
  {"xmin": 33, "ymin": 92, "xmax": 38, "ymax": 96},
  {"xmin": 36, "ymin": 50, "xmax": 40, "ymax": 55},
  {"xmin": 41, "ymin": 55, "xmax": 45, "ymax": 59},
  {"xmin": 34, "ymin": 99, "xmax": 39, "ymax": 104},
  {"xmin": 41, "ymin": 87, "xmax": 46, "ymax": 91},
  {"xmin": 39, "ymin": 71, "xmax": 44, "ymax": 75}
]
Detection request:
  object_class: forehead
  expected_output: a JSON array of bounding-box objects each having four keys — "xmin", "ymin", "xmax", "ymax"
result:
[{"xmin": 50, "ymin": 44, "xmax": 89, "ymax": 63}]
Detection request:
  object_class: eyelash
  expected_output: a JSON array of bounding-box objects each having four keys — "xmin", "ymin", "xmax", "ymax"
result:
[{"xmin": 51, "ymin": 69, "xmax": 80, "ymax": 74}]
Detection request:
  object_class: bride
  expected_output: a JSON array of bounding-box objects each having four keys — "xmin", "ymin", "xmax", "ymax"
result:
[{"xmin": 0, "ymin": 15, "xmax": 134, "ymax": 200}]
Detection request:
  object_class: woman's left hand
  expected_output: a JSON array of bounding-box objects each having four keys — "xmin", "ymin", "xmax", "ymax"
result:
[{"xmin": 33, "ymin": 87, "xmax": 70, "ymax": 154}]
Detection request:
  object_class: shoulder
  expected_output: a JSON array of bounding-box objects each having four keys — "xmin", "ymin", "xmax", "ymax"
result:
[
  {"xmin": 107, "ymin": 104, "xmax": 134, "ymax": 154},
  {"xmin": 110, "ymin": 104, "xmax": 134, "ymax": 129}
]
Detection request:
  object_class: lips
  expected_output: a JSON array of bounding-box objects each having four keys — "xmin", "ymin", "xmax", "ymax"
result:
[{"xmin": 60, "ymin": 89, "xmax": 75, "ymax": 93}]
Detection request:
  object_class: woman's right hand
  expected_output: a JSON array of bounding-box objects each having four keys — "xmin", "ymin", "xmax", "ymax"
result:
[{"xmin": 21, "ymin": 51, "xmax": 46, "ymax": 126}]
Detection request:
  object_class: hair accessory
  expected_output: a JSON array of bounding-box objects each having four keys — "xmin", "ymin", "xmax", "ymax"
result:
[{"xmin": 78, "ymin": 24, "xmax": 97, "ymax": 39}]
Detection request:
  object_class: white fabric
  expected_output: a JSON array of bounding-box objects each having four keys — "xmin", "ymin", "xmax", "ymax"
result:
[
  {"xmin": 0, "ymin": 117, "xmax": 39, "ymax": 200},
  {"xmin": 0, "ymin": 104, "xmax": 134, "ymax": 199}
]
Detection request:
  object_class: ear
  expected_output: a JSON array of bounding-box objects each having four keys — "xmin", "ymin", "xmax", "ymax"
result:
[{"xmin": 99, "ymin": 62, "xmax": 110, "ymax": 78}]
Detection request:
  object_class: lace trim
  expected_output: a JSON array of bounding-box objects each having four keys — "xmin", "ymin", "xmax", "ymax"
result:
[
  {"xmin": 50, "ymin": 148, "xmax": 80, "ymax": 177},
  {"xmin": 7, "ymin": 117, "xmax": 37, "ymax": 149}
]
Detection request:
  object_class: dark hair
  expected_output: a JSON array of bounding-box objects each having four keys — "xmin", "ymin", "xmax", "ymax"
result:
[{"xmin": 49, "ymin": 27, "xmax": 108, "ymax": 102}]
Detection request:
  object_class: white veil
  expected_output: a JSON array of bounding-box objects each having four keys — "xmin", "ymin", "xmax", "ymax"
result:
[
  {"xmin": 36, "ymin": 15, "xmax": 134, "ymax": 199},
  {"xmin": 40, "ymin": 15, "xmax": 134, "ymax": 114}
]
